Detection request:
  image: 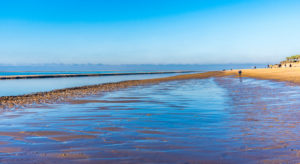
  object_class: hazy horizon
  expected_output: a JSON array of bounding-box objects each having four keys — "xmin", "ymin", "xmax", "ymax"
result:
[
  {"xmin": 1, "ymin": 0, "xmax": 299, "ymax": 64},
  {"xmin": 0, "ymin": 63, "xmax": 269, "ymax": 66},
  {"xmin": 0, "ymin": 63, "xmax": 268, "ymax": 72}
]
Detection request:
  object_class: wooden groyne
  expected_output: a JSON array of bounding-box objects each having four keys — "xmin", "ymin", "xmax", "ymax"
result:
[{"xmin": 0, "ymin": 71, "xmax": 194, "ymax": 80}]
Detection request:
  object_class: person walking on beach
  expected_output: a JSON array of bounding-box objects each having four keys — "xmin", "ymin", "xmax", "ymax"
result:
[
  {"xmin": 238, "ymin": 70, "xmax": 242, "ymax": 82},
  {"xmin": 290, "ymin": 64, "xmax": 292, "ymax": 67},
  {"xmin": 238, "ymin": 70, "xmax": 242, "ymax": 76}
]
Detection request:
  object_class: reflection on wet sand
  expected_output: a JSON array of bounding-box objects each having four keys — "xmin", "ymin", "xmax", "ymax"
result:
[
  {"xmin": 68, "ymin": 99, "xmax": 142, "ymax": 104},
  {"xmin": 1, "ymin": 77, "xmax": 300, "ymax": 163},
  {"xmin": 215, "ymin": 77, "xmax": 300, "ymax": 163}
]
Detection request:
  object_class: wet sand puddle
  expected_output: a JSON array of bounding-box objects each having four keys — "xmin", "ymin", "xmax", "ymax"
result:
[{"xmin": 1, "ymin": 77, "xmax": 300, "ymax": 163}]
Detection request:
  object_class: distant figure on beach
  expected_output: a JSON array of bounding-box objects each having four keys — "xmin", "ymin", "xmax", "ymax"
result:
[
  {"xmin": 238, "ymin": 70, "xmax": 242, "ymax": 82},
  {"xmin": 254, "ymin": 66, "xmax": 256, "ymax": 69},
  {"xmin": 238, "ymin": 70, "xmax": 242, "ymax": 76},
  {"xmin": 290, "ymin": 64, "xmax": 292, "ymax": 67},
  {"xmin": 279, "ymin": 64, "xmax": 282, "ymax": 68}
]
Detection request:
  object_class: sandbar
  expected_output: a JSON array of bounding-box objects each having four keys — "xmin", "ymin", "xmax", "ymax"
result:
[
  {"xmin": 2, "ymin": 68, "xmax": 300, "ymax": 109},
  {"xmin": 0, "ymin": 71, "xmax": 222, "ymax": 109}
]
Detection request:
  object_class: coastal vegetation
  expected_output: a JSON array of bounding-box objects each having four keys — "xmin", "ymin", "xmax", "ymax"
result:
[
  {"xmin": 271, "ymin": 55, "xmax": 300, "ymax": 68},
  {"xmin": 285, "ymin": 55, "xmax": 300, "ymax": 62}
]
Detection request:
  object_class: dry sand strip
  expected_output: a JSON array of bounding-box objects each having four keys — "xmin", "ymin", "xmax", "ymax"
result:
[
  {"xmin": 0, "ymin": 71, "xmax": 194, "ymax": 80},
  {"xmin": 0, "ymin": 71, "xmax": 223, "ymax": 109},
  {"xmin": 224, "ymin": 67, "xmax": 300, "ymax": 84}
]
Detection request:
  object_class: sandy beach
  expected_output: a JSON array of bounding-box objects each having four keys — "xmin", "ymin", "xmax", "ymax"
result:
[
  {"xmin": 2, "ymin": 68, "xmax": 300, "ymax": 109},
  {"xmin": 1, "ymin": 68, "xmax": 300, "ymax": 163},
  {"xmin": 224, "ymin": 67, "xmax": 300, "ymax": 84},
  {"xmin": 3, "ymin": 0, "xmax": 300, "ymax": 162},
  {"xmin": 2, "ymin": 71, "xmax": 300, "ymax": 163}
]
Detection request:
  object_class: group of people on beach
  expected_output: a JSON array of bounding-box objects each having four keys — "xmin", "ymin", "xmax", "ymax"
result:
[
  {"xmin": 268, "ymin": 63, "xmax": 292, "ymax": 68},
  {"xmin": 223, "ymin": 63, "xmax": 295, "ymax": 83}
]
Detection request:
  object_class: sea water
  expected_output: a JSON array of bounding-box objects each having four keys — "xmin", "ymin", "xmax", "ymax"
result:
[{"xmin": 0, "ymin": 73, "xmax": 182, "ymax": 96}]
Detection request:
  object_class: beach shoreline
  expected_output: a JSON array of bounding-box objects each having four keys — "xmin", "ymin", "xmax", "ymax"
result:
[
  {"xmin": 2, "ymin": 67, "xmax": 300, "ymax": 109},
  {"xmin": 224, "ymin": 67, "xmax": 300, "ymax": 84},
  {"xmin": 2, "ymin": 68, "xmax": 300, "ymax": 162},
  {"xmin": 0, "ymin": 71, "xmax": 222, "ymax": 109},
  {"xmin": 1, "ymin": 72, "xmax": 297, "ymax": 163}
]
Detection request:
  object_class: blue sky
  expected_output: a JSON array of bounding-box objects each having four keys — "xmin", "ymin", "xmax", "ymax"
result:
[{"xmin": 0, "ymin": 0, "xmax": 300, "ymax": 64}]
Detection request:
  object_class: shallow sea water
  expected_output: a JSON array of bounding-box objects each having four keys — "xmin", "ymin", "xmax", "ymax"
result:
[
  {"xmin": 0, "ymin": 73, "xmax": 183, "ymax": 96},
  {"xmin": 0, "ymin": 77, "xmax": 300, "ymax": 163}
]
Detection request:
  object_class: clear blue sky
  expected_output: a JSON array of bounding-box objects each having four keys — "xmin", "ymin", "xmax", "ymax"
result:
[{"xmin": 0, "ymin": 0, "xmax": 300, "ymax": 64}]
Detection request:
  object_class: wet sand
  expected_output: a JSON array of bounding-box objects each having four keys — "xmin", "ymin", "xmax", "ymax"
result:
[
  {"xmin": 1, "ymin": 77, "xmax": 300, "ymax": 163},
  {"xmin": 0, "ymin": 71, "xmax": 222, "ymax": 109}
]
